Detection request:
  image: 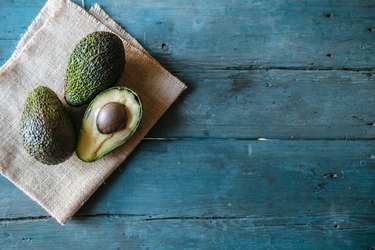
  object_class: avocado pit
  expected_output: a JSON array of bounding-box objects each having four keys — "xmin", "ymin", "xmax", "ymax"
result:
[{"xmin": 96, "ymin": 102, "xmax": 128, "ymax": 134}]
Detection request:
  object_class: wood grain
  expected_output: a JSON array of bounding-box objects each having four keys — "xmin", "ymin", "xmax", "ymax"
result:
[
  {"xmin": 1, "ymin": 140, "xmax": 374, "ymax": 220},
  {"xmin": 85, "ymin": 0, "xmax": 375, "ymax": 70},
  {"xmin": 0, "ymin": 0, "xmax": 374, "ymax": 248},
  {"xmin": 1, "ymin": 0, "xmax": 374, "ymax": 70},
  {"xmin": 1, "ymin": 215, "xmax": 374, "ymax": 249},
  {"xmin": 149, "ymin": 69, "xmax": 375, "ymax": 139},
  {"xmin": 4, "ymin": 59, "xmax": 372, "ymax": 139},
  {"xmin": 1, "ymin": 1, "xmax": 374, "ymax": 139},
  {"xmin": 1, "ymin": 140, "xmax": 375, "ymax": 248},
  {"xmin": 0, "ymin": 1, "xmax": 45, "ymax": 39}
]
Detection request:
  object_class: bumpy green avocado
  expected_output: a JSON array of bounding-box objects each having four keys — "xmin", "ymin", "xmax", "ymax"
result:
[
  {"xmin": 64, "ymin": 31, "xmax": 125, "ymax": 106},
  {"xmin": 76, "ymin": 87, "xmax": 142, "ymax": 162},
  {"xmin": 20, "ymin": 86, "xmax": 76, "ymax": 165}
]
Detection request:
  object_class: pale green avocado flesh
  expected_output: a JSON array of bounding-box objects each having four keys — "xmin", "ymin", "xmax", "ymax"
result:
[{"xmin": 77, "ymin": 87, "xmax": 142, "ymax": 162}]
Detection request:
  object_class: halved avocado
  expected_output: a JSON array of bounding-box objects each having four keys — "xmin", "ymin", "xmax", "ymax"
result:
[{"xmin": 76, "ymin": 87, "xmax": 142, "ymax": 162}]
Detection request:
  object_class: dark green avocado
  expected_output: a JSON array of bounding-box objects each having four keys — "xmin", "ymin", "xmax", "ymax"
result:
[
  {"xmin": 64, "ymin": 31, "xmax": 125, "ymax": 106},
  {"xmin": 20, "ymin": 86, "xmax": 76, "ymax": 165},
  {"xmin": 76, "ymin": 87, "xmax": 142, "ymax": 162}
]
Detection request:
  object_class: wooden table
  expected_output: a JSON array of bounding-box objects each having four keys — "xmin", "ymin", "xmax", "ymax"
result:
[{"xmin": 1, "ymin": 0, "xmax": 374, "ymax": 248}]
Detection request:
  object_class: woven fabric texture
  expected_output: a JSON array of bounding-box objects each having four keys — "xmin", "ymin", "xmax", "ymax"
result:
[{"xmin": 0, "ymin": 0, "xmax": 186, "ymax": 224}]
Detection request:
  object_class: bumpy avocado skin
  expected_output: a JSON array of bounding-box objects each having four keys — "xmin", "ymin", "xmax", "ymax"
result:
[
  {"xmin": 20, "ymin": 86, "xmax": 76, "ymax": 165},
  {"xmin": 64, "ymin": 31, "xmax": 125, "ymax": 106}
]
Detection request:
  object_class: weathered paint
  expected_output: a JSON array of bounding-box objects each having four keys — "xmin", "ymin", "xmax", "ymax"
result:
[
  {"xmin": 1, "ymin": 1, "xmax": 375, "ymax": 69},
  {"xmin": 85, "ymin": 0, "xmax": 375, "ymax": 70},
  {"xmin": 1, "ymin": 140, "xmax": 375, "ymax": 248},
  {"xmin": 0, "ymin": 0, "xmax": 374, "ymax": 249},
  {"xmin": 1, "ymin": 215, "xmax": 374, "ymax": 249},
  {"xmin": 149, "ymin": 69, "xmax": 375, "ymax": 139}
]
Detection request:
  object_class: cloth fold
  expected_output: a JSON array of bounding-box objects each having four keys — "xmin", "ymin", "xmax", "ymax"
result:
[{"xmin": 0, "ymin": 0, "xmax": 186, "ymax": 224}]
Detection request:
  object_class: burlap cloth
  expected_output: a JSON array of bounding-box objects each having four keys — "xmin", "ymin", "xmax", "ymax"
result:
[{"xmin": 0, "ymin": 0, "xmax": 186, "ymax": 224}]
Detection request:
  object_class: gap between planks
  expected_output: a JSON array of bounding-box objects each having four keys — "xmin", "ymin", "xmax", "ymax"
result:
[
  {"xmin": 0, "ymin": 214, "xmax": 249, "ymax": 223},
  {"xmin": 142, "ymin": 137, "xmax": 375, "ymax": 141},
  {"xmin": 0, "ymin": 40, "xmax": 373, "ymax": 73},
  {"xmin": 1, "ymin": 214, "xmax": 374, "ymax": 231},
  {"xmin": 220, "ymin": 66, "xmax": 374, "ymax": 72}
]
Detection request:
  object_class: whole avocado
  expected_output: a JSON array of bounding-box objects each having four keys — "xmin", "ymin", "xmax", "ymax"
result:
[
  {"xmin": 20, "ymin": 86, "xmax": 76, "ymax": 165},
  {"xmin": 64, "ymin": 31, "xmax": 125, "ymax": 106}
]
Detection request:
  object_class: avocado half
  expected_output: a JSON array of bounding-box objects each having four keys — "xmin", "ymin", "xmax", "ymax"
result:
[{"xmin": 76, "ymin": 87, "xmax": 142, "ymax": 162}]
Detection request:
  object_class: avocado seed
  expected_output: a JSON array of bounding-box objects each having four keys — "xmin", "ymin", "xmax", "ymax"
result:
[{"xmin": 96, "ymin": 102, "xmax": 128, "ymax": 134}]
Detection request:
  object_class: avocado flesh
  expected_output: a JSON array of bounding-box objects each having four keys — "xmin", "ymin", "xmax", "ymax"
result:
[
  {"xmin": 20, "ymin": 86, "xmax": 76, "ymax": 165},
  {"xmin": 64, "ymin": 31, "xmax": 125, "ymax": 106},
  {"xmin": 77, "ymin": 87, "xmax": 142, "ymax": 162}
]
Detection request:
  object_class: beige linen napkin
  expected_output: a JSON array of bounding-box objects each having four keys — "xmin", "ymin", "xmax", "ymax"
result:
[{"xmin": 0, "ymin": 0, "xmax": 186, "ymax": 224}]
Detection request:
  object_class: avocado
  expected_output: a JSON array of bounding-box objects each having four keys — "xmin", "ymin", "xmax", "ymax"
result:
[
  {"xmin": 20, "ymin": 86, "xmax": 76, "ymax": 165},
  {"xmin": 64, "ymin": 31, "xmax": 125, "ymax": 106},
  {"xmin": 76, "ymin": 87, "xmax": 142, "ymax": 162}
]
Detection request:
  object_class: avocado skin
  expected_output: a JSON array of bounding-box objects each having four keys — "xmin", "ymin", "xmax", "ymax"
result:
[
  {"xmin": 64, "ymin": 31, "xmax": 125, "ymax": 106},
  {"xmin": 77, "ymin": 87, "xmax": 142, "ymax": 163},
  {"xmin": 20, "ymin": 86, "xmax": 76, "ymax": 165}
]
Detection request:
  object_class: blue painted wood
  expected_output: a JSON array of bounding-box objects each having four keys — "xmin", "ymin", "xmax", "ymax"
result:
[
  {"xmin": 2, "ymin": 2, "xmax": 374, "ymax": 139},
  {"xmin": 1, "ymin": 62, "xmax": 373, "ymax": 140},
  {"xmin": 0, "ymin": 1, "xmax": 45, "ymax": 39},
  {"xmin": 1, "ymin": 140, "xmax": 375, "ymax": 249},
  {"xmin": 1, "ymin": 0, "xmax": 375, "ymax": 69},
  {"xmin": 1, "ymin": 215, "xmax": 374, "ymax": 249},
  {"xmin": 148, "ymin": 69, "xmax": 375, "ymax": 139},
  {"xmin": 0, "ymin": 0, "xmax": 374, "ymax": 249},
  {"xmin": 85, "ymin": 0, "xmax": 375, "ymax": 70}
]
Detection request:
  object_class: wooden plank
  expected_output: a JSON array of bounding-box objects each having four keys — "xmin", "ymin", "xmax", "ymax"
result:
[
  {"xmin": 83, "ymin": 0, "xmax": 375, "ymax": 70},
  {"xmin": 0, "ymin": 1, "xmax": 45, "ymax": 39},
  {"xmin": 0, "ymin": 1, "xmax": 374, "ymax": 248},
  {"xmin": 0, "ymin": 66, "xmax": 372, "ymax": 139},
  {"xmin": 148, "ymin": 69, "xmax": 375, "ymax": 139},
  {"xmin": 1, "ymin": 0, "xmax": 374, "ymax": 69},
  {"xmin": 1, "ymin": 140, "xmax": 374, "ymax": 221},
  {"xmin": 0, "ymin": 1, "xmax": 81, "ymax": 39},
  {"xmin": 1, "ymin": 2, "xmax": 374, "ymax": 139},
  {"xmin": 1, "ymin": 215, "xmax": 374, "ymax": 249}
]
